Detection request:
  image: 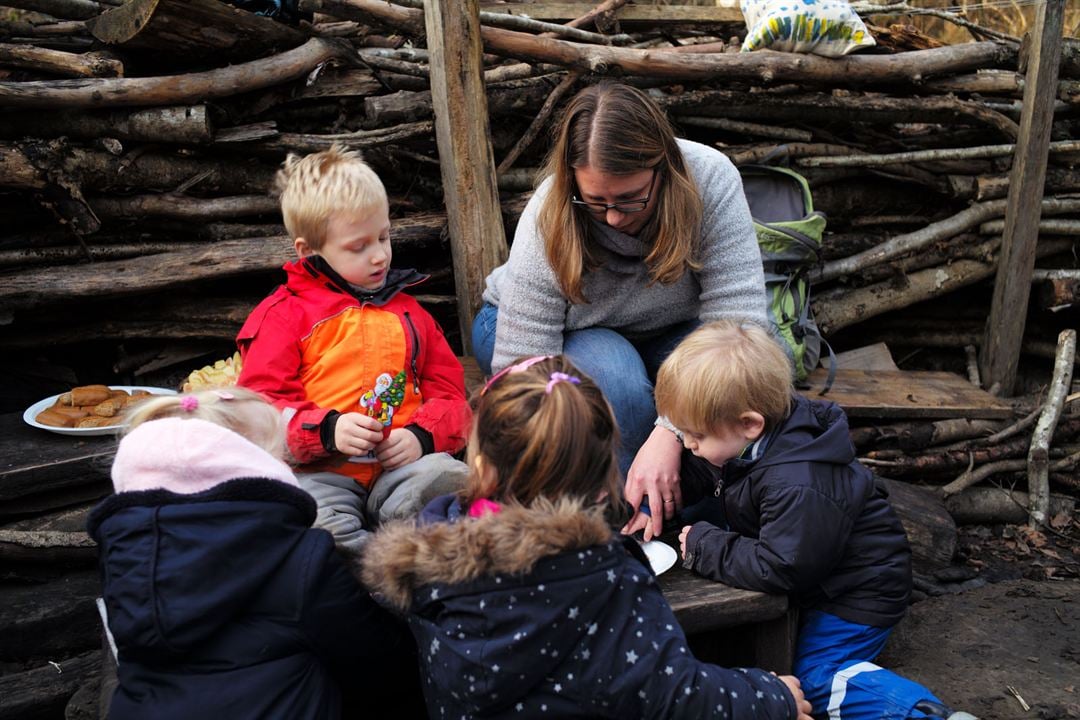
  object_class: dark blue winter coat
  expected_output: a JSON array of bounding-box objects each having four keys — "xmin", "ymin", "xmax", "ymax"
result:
[
  {"xmin": 682, "ymin": 395, "xmax": 912, "ymax": 628},
  {"xmin": 88, "ymin": 478, "xmax": 418, "ymax": 720},
  {"xmin": 362, "ymin": 495, "xmax": 799, "ymax": 719}
]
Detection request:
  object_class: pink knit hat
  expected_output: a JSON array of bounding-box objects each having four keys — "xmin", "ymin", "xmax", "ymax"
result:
[{"xmin": 111, "ymin": 417, "xmax": 298, "ymax": 495}]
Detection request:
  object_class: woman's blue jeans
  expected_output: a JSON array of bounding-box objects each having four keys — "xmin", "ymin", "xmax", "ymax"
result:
[{"xmin": 472, "ymin": 302, "xmax": 698, "ymax": 477}]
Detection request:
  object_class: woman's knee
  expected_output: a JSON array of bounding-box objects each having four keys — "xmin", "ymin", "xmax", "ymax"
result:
[
  {"xmin": 563, "ymin": 328, "xmax": 649, "ymax": 390},
  {"xmin": 471, "ymin": 303, "xmax": 498, "ymax": 375},
  {"xmin": 564, "ymin": 329, "xmax": 655, "ymax": 443}
]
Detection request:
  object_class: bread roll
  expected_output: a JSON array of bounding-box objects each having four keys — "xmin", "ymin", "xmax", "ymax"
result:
[
  {"xmin": 76, "ymin": 416, "xmax": 120, "ymax": 429},
  {"xmin": 36, "ymin": 409, "xmax": 75, "ymax": 427},
  {"xmin": 109, "ymin": 389, "xmax": 131, "ymax": 398},
  {"xmin": 93, "ymin": 398, "xmax": 125, "ymax": 417},
  {"xmin": 49, "ymin": 405, "xmax": 90, "ymax": 421},
  {"xmin": 57, "ymin": 392, "xmax": 73, "ymax": 406},
  {"xmin": 71, "ymin": 385, "xmax": 111, "ymax": 406}
]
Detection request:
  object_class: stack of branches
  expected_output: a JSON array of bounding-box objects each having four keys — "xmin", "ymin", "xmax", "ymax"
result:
[
  {"xmin": 0, "ymin": 0, "xmax": 1078, "ymax": 387},
  {"xmin": 854, "ymin": 327, "xmax": 1079, "ymax": 526}
]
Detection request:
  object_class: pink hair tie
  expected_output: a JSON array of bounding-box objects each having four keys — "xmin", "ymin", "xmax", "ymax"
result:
[
  {"xmin": 180, "ymin": 396, "xmax": 199, "ymax": 412},
  {"xmin": 545, "ymin": 372, "xmax": 580, "ymax": 394},
  {"xmin": 212, "ymin": 390, "xmax": 235, "ymax": 400},
  {"xmin": 468, "ymin": 498, "xmax": 501, "ymax": 518}
]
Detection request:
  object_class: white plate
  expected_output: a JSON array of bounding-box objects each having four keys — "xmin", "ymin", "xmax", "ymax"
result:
[
  {"xmin": 640, "ymin": 540, "xmax": 678, "ymax": 576},
  {"xmin": 23, "ymin": 386, "xmax": 177, "ymax": 436}
]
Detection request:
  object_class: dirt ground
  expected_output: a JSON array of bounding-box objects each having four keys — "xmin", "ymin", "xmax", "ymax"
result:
[{"xmin": 878, "ymin": 522, "xmax": 1080, "ymax": 720}]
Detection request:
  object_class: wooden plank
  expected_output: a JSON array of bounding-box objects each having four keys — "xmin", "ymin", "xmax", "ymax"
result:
[
  {"xmin": 479, "ymin": 2, "xmax": 743, "ymax": 24},
  {"xmin": 0, "ymin": 650, "xmax": 100, "ymax": 720},
  {"xmin": 0, "ymin": 502, "xmax": 98, "ymax": 563},
  {"xmin": 799, "ymin": 369, "xmax": 1013, "ymax": 419},
  {"xmin": 660, "ymin": 563, "xmax": 788, "ymax": 634},
  {"xmin": 751, "ymin": 610, "xmax": 797, "ymax": 674},
  {"xmin": 458, "ymin": 355, "xmax": 485, "ymax": 395},
  {"xmin": 424, "ymin": 0, "xmax": 509, "ymax": 353},
  {"xmin": 827, "ymin": 342, "xmax": 899, "ymax": 372},
  {"xmin": 0, "ymin": 570, "xmax": 101, "ymax": 664},
  {"xmin": 981, "ymin": 0, "xmax": 1066, "ymax": 394},
  {"xmin": 0, "ymin": 412, "xmax": 113, "ymax": 503}
]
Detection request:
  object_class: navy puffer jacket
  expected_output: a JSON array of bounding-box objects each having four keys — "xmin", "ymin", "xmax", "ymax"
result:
[
  {"xmin": 683, "ymin": 395, "xmax": 912, "ymax": 628},
  {"xmin": 89, "ymin": 479, "xmax": 417, "ymax": 719},
  {"xmin": 362, "ymin": 496, "xmax": 799, "ymax": 719}
]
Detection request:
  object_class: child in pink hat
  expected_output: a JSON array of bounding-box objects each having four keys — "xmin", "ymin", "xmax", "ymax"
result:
[{"xmin": 89, "ymin": 388, "xmax": 425, "ymax": 720}]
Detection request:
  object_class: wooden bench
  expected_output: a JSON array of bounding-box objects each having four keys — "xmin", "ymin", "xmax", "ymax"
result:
[
  {"xmin": 0, "ymin": 411, "xmax": 113, "ymax": 520},
  {"xmin": 659, "ymin": 549, "xmax": 796, "ymax": 673}
]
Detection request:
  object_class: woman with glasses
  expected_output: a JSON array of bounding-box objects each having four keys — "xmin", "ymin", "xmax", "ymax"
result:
[{"xmin": 472, "ymin": 82, "xmax": 767, "ymax": 540}]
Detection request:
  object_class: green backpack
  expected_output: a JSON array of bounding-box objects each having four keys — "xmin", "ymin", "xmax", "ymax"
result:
[{"xmin": 739, "ymin": 165, "xmax": 833, "ymax": 390}]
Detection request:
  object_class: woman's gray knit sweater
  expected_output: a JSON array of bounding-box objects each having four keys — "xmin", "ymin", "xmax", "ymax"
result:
[{"xmin": 482, "ymin": 138, "xmax": 767, "ymax": 373}]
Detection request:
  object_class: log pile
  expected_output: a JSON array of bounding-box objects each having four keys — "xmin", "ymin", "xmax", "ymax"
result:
[
  {"xmin": 0, "ymin": 0, "xmax": 1076, "ymax": 395},
  {"xmin": 1, "ymin": 1, "xmax": 1079, "ymax": 716}
]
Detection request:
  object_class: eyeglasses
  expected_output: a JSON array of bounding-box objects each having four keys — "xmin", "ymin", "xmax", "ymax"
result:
[
  {"xmin": 571, "ymin": 168, "xmax": 657, "ymax": 215},
  {"xmin": 480, "ymin": 355, "xmax": 553, "ymax": 397}
]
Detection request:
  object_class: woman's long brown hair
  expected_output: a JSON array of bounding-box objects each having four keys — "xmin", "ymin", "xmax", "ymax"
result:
[{"xmin": 536, "ymin": 82, "xmax": 704, "ymax": 303}]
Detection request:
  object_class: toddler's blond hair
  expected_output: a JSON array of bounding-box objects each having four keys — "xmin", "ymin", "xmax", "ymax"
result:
[
  {"xmin": 655, "ymin": 321, "xmax": 793, "ymax": 433},
  {"xmin": 123, "ymin": 387, "xmax": 286, "ymax": 460},
  {"xmin": 275, "ymin": 144, "xmax": 387, "ymax": 251}
]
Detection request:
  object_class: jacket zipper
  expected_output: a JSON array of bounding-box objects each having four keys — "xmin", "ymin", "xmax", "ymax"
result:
[{"xmin": 404, "ymin": 311, "xmax": 421, "ymax": 394}]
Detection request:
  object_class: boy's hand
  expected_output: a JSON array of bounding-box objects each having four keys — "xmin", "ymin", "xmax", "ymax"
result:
[
  {"xmin": 622, "ymin": 426, "xmax": 683, "ymax": 541},
  {"xmin": 776, "ymin": 675, "xmax": 813, "ymax": 720},
  {"xmin": 678, "ymin": 525, "xmax": 693, "ymax": 558},
  {"xmin": 376, "ymin": 428, "xmax": 422, "ymax": 470},
  {"xmin": 622, "ymin": 511, "xmax": 651, "ymax": 538},
  {"xmin": 334, "ymin": 412, "xmax": 385, "ymax": 457}
]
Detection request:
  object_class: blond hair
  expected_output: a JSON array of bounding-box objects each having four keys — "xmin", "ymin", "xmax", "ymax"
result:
[
  {"xmin": 466, "ymin": 356, "xmax": 622, "ymax": 517},
  {"xmin": 275, "ymin": 144, "xmax": 387, "ymax": 251},
  {"xmin": 123, "ymin": 387, "xmax": 286, "ymax": 460},
  {"xmin": 536, "ymin": 82, "xmax": 703, "ymax": 303},
  {"xmin": 655, "ymin": 321, "xmax": 793, "ymax": 433}
]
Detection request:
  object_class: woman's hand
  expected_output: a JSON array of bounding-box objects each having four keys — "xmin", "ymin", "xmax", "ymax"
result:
[
  {"xmin": 621, "ymin": 426, "xmax": 684, "ymax": 541},
  {"xmin": 777, "ymin": 675, "xmax": 813, "ymax": 720}
]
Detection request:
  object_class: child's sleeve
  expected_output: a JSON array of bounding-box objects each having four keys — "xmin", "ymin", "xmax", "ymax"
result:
[
  {"xmin": 298, "ymin": 532, "xmax": 418, "ymax": 681},
  {"xmin": 684, "ymin": 480, "xmax": 854, "ymax": 594},
  {"xmin": 405, "ymin": 303, "xmax": 471, "ymax": 455},
  {"xmin": 237, "ymin": 300, "xmax": 334, "ymax": 463},
  {"xmin": 605, "ymin": 580, "xmax": 797, "ymax": 719}
]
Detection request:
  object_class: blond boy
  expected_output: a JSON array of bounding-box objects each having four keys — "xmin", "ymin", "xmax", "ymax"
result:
[
  {"xmin": 653, "ymin": 321, "xmax": 976, "ymax": 720},
  {"xmin": 237, "ymin": 146, "xmax": 471, "ymax": 555}
]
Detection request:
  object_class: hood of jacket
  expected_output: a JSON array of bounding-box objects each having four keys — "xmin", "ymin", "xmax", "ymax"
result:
[
  {"xmin": 286, "ymin": 256, "xmax": 426, "ymax": 306},
  {"xmin": 363, "ymin": 498, "xmax": 640, "ymax": 713},
  {"xmin": 89, "ymin": 471, "xmax": 316, "ymax": 661},
  {"xmin": 727, "ymin": 394, "xmax": 856, "ymax": 479}
]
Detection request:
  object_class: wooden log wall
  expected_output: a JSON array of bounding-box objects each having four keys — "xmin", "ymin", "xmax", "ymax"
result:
[{"xmin": 0, "ymin": 0, "xmax": 1076, "ymax": 409}]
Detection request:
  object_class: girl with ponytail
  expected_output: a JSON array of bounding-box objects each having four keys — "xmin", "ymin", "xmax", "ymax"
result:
[{"xmin": 362, "ymin": 357, "xmax": 811, "ymax": 720}]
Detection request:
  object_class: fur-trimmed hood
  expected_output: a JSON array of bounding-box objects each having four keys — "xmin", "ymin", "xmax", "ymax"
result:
[{"xmin": 363, "ymin": 496, "xmax": 614, "ymax": 612}]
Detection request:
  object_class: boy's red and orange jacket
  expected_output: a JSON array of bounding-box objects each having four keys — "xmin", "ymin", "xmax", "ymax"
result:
[{"xmin": 236, "ymin": 257, "xmax": 471, "ymax": 488}]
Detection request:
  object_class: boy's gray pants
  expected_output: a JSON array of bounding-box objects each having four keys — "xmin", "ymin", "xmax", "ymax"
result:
[{"xmin": 297, "ymin": 452, "xmax": 469, "ymax": 557}]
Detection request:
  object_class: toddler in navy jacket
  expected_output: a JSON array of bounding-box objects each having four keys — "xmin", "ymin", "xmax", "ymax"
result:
[
  {"xmin": 653, "ymin": 321, "xmax": 977, "ymax": 720},
  {"xmin": 88, "ymin": 388, "xmax": 424, "ymax": 720}
]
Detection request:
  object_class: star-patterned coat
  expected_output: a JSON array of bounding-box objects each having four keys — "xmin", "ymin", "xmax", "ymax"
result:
[{"xmin": 362, "ymin": 496, "xmax": 798, "ymax": 719}]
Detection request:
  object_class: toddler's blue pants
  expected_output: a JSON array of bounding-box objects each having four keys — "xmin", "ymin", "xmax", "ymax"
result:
[{"xmin": 795, "ymin": 610, "xmax": 944, "ymax": 720}]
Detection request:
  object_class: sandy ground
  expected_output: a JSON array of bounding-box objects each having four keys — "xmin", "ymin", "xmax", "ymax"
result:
[{"xmin": 878, "ymin": 521, "xmax": 1080, "ymax": 720}]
